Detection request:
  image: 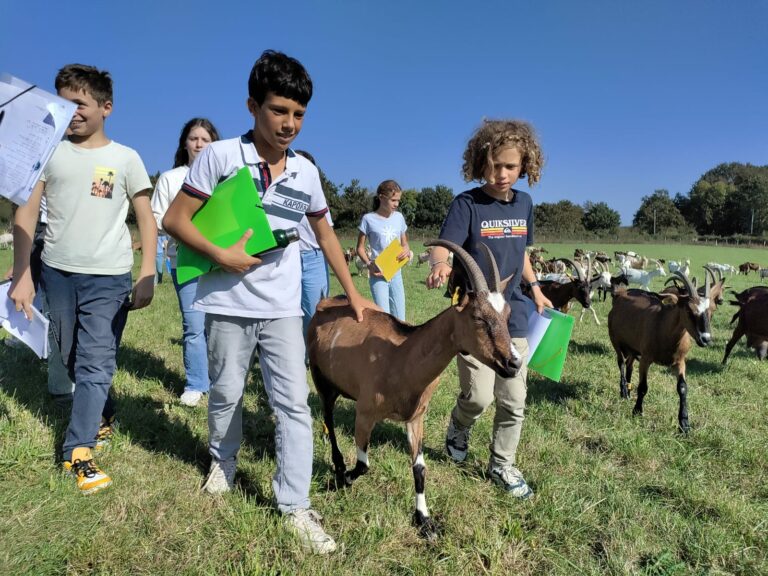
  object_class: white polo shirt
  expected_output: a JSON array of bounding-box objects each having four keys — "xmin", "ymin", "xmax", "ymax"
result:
[{"xmin": 181, "ymin": 134, "xmax": 328, "ymax": 319}]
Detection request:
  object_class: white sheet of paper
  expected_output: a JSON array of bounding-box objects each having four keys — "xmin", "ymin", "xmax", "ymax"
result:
[
  {"xmin": 0, "ymin": 74, "xmax": 76, "ymax": 205},
  {"xmin": 0, "ymin": 281, "xmax": 49, "ymax": 358},
  {"xmin": 526, "ymin": 307, "xmax": 552, "ymax": 360}
]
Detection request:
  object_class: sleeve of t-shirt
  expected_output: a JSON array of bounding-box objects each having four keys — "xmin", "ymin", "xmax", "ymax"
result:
[
  {"xmin": 150, "ymin": 170, "xmax": 173, "ymax": 230},
  {"xmin": 438, "ymin": 194, "xmax": 472, "ymax": 246},
  {"xmin": 125, "ymin": 151, "xmax": 152, "ymax": 199},
  {"xmin": 305, "ymin": 166, "xmax": 329, "ymax": 218},
  {"xmin": 181, "ymin": 145, "xmax": 222, "ymax": 200},
  {"xmin": 399, "ymin": 212, "xmax": 408, "ymax": 234},
  {"xmin": 359, "ymin": 213, "xmax": 370, "ymax": 236}
]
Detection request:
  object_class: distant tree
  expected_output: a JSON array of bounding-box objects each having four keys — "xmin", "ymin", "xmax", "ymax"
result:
[
  {"xmin": 535, "ymin": 200, "xmax": 585, "ymax": 235},
  {"xmin": 414, "ymin": 185, "xmax": 453, "ymax": 228},
  {"xmin": 677, "ymin": 180, "xmax": 731, "ymax": 235},
  {"xmin": 399, "ymin": 188, "xmax": 418, "ymax": 226},
  {"xmin": 582, "ymin": 201, "xmax": 620, "ymax": 234},
  {"xmin": 632, "ymin": 189, "xmax": 686, "ymax": 234},
  {"xmin": 678, "ymin": 162, "xmax": 768, "ymax": 236},
  {"xmin": 333, "ymin": 179, "xmax": 371, "ymax": 229}
]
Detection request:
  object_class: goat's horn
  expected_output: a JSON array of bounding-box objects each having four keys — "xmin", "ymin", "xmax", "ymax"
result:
[
  {"xmin": 664, "ymin": 276, "xmax": 683, "ymax": 288},
  {"xmin": 560, "ymin": 258, "xmax": 585, "ymax": 282},
  {"xmin": 586, "ymin": 254, "xmax": 593, "ymax": 279},
  {"xmin": 703, "ymin": 266, "xmax": 713, "ymax": 298},
  {"xmin": 476, "ymin": 242, "xmax": 501, "ymax": 293},
  {"xmin": 424, "ymin": 239, "xmax": 489, "ymax": 293},
  {"xmin": 674, "ymin": 270, "xmax": 698, "ymax": 299}
]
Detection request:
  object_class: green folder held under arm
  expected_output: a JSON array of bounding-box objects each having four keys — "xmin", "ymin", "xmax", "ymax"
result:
[{"xmin": 175, "ymin": 167, "xmax": 278, "ymax": 284}]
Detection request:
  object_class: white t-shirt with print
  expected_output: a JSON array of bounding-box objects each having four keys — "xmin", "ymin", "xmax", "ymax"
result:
[{"xmin": 41, "ymin": 140, "xmax": 151, "ymax": 275}]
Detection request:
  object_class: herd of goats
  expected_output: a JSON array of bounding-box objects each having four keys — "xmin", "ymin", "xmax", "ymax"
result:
[
  {"xmin": 318, "ymin": 242, "xmax": 768, "ymax": 539},
  {"xmin": 3, "ymin": 235, "xmax": 764, "ymax": 539}
]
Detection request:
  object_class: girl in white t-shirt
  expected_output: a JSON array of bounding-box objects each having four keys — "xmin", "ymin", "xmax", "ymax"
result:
[
  {"xmin": 356, "ymin": 179, "xmax": 411, "ymax": 321},
  {"xmin": 151, "ymin": 118, "xmax": 219, "ymax": 407}
]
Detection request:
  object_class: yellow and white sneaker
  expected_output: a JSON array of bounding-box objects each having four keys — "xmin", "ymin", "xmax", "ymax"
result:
[{"xmin": 63, "ymin": 447, "xmax": 112, "ymax": 494}]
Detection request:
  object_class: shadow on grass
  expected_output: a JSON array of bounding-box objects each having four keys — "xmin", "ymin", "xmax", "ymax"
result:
[
  {"xmin": 685, "ymin": 357, "xmax": 726, "ymax": 374},
  {"xmin": 568, "ymin": 340, "xmax": 612, "ymax": 356},
  {"xmin": 117, "ymin": 345, "xmax": 185, "ymax": 396},
  {"xmin": 527, "ymin": 375, "xmax": 589, "ymax": 405},
  {"xmin": 0, "ymin": 344, "xmax": 65, "ymax": 424}
]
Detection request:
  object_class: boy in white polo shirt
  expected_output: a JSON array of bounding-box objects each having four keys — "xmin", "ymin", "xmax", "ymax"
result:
[{"xmin": 163, "ymin": 50, "xmax": 377, "ymax": 555}]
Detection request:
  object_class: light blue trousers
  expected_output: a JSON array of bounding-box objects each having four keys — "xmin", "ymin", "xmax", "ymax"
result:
[
  {"xmin": 369, "ymin": 272, "xmax": 406, "ymax": 321},
  {"xmin": 300, "ymin": 248, "xmax": 329, "ymax": 342},
  {"xmin": 205, "ymin": 314, "xmax": 312, "ymax": 513},
  {"xmin": 171, "ymin": 269, "xmax": 209, "ymax": 394}
]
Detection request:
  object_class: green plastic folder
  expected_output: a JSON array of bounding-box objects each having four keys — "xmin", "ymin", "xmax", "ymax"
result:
[
  {"xmin": 175, "ymin": 167, "xmax": 277, "ymax": 284},
  {"xmin": 528, "ymin": 308, "xmax": 574, "ymax": 382}
]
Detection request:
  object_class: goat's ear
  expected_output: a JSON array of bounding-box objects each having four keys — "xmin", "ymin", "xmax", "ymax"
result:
[
  {"xmin": 498, "ymin": 274, "xmax": 514, "ymax": 294},
  {"xmin": 454, "ymin": 292, "xmax": 471, "ymax": 311},
  {"xmin": 661, "ymin": 293, "xmax": 679, "ymax": 306}
]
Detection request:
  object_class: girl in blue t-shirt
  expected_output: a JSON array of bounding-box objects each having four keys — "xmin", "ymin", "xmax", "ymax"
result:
[{"xmin": 357, "ymin": 180, "xmax": 411, "ymax": 321}]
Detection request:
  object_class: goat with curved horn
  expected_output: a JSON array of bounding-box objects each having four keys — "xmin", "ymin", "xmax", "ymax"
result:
[{"xmin": 308, "ymin": 243, "xmax": 522, "ymax": 541}]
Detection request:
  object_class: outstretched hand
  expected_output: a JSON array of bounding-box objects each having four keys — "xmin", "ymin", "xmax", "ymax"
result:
[
  {"xmin": 426, "ymin": 262, "xmax": 451, "ymax": 290},
  {"xmin": 218, "ymin": 229, "xmax": 262, "ymax": 274}
]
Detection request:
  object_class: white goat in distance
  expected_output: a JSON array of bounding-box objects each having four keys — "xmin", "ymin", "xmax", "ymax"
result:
[
  {"xmin": 308, "ymin": 239, "xmax": 523, "ymax": 541},
  {"xmin": 0, "ymin": 233, "xmax": 13, "ymax": 250},
  {"xmin": 621, "ymin": 260, "xmax": 666, "ymax": 290}
]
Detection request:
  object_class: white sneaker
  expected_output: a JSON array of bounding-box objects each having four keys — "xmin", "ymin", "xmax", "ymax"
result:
[
  {"xmin": 201, "ymin": 458, "xmax": 236, "ymax": 494},
  {"xmin": 285, "ymin": 508, "xmax": 337, "ymax": 554},
  {"xmin": 180, "ymin": 390, "xmax": 203, "ymax": 407},
  {"xmin": 488, "ymin": 463, "xmax": 533, "ymax": 499}
]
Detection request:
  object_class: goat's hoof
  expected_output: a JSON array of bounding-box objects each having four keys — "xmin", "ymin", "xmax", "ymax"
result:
[
  {"xmin": 412, "ymin": 511, "xmax": 442, "ymax": 542},
  {"xmin": 678, "ymin": 422, "xmax": 690, "ymax": 434},
  {"xmin": 342, "ymin": 471, "xmax": 355, "ymax": 487},
  {"xmin": 632, "ymin": 407, "xmax": 643, "ymax": 417},
  {"xmin": 334, "ymin": 471, "xmax": 351, "ymax": 489},
  {"xmin": 620, "ymin": 389, "xmax": 630, "ymax": 400}
]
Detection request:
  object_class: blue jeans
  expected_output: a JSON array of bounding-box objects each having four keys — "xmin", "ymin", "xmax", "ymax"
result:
[
  {"xmin": 41, "ymin": 263, "xmax": 131, "ymax": 460},
  {"xmin": 155, "ymin": 234, "xmax": 167, "ymax": 285},
  {"xmin": 369, "ymin": 272, "xmax": 406, "ymax": 321},
  {"xmin": 300, "ymin": 249, "xmax": 329, "ymax": 341},
  {"xmin": 171, "ymin": 269, "xmax": 209, "ymax": 394},
  {"xmin": 206, "ymin": 314, "xmax": 312, "ymax": 513}
]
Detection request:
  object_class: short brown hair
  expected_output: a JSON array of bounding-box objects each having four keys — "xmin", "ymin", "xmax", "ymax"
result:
[
  {"xmin": 462, "ymin": 119, "xmax": 544, "ymax": 186},
  {"xmin": 55, "ymin": 64, "xmax": 113, "ymax": 106}
]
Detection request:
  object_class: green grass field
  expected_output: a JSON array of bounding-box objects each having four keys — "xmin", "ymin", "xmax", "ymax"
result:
[{"xmin": 1, "ymin": 240, "xmax": 766, "ymax": 575}]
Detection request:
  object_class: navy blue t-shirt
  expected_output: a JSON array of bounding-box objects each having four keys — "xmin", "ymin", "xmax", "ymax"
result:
[{"xmin": 438, "ymin": 187, "xmax": 534, "ymax": 337}]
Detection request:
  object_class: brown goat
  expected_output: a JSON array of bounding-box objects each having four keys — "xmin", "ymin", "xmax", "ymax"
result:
[
  {"xmin": 525, "ymin": 257, "xmax": 592, "ymax": 313},
  {"xmin": 607, "ymin": 271, "xmax": 723, "ymax": 432},
  {"xmin": 722, "ymin": 287, "xmax": 768, "ymax": 364},
  {"xmin": 307, "ymin": 240, "xmax": 522, "ymax": 540}
]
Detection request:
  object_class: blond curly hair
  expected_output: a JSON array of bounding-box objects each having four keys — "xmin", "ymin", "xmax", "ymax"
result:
[{"xmin": 461, "ymin": 119, "xmax": 544, "ymax": 186}]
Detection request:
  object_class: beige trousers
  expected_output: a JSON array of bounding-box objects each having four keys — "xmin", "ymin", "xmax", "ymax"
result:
[{"xmin": 451, "ymin": 337, "xmax": 529, "ymax": 467}]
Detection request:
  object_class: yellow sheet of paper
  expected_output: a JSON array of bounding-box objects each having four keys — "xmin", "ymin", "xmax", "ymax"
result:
[{"xmin": 374, "ymin": 238, "xmax": 408, "ymax": 282}]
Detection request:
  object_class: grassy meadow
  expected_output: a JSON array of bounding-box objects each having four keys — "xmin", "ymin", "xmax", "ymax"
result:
[{"xmin": 0, "ymin": 238, "xmax": 766, "ymax": 575}]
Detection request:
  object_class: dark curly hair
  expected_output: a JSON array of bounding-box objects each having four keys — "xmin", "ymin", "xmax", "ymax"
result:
[
  {"xmin": 461, "ymin": 119, "xmax": 544, "ymax": 186},
  {"xmin": 248, "ymin": 50, "xmax": 313, "ymax": 106},
  {"xmin": 55, "ymin": 63, "xmax": 113, "ymax": 106}
]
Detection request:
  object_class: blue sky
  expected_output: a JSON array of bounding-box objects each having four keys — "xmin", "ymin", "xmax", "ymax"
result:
[{"xmin": 3, "ymin": 1, "xmax": 766, "ymax": 224}]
